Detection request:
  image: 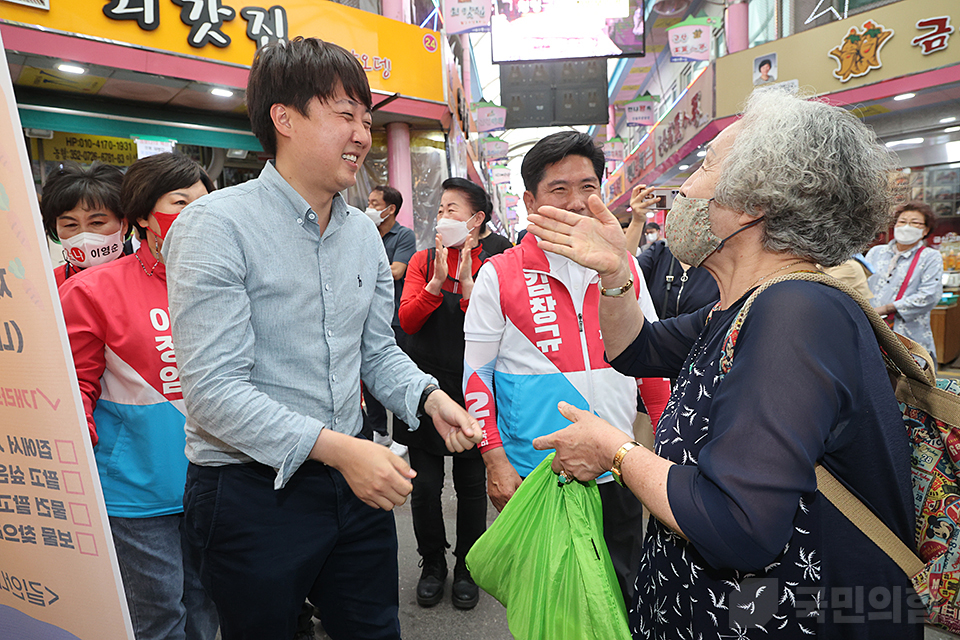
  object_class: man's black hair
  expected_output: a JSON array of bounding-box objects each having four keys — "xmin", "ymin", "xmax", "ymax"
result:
[
  {"xmin": 521, "ymin": 131, "xmax": 605, "ymax": 194},
  {"xmin": 247, "ymin": 37, "xmax": 372, "ymax": 156},
  {"xmin": 40, "ymin": 161, "xmax": 124, "ymax": 241},
  {"xmin": 372, "ymin": 185, "xmax": 403, "ymax": 214},
  {"xmin": 644, "ymin": 222, "xmax": 660, "ymax": 231}
]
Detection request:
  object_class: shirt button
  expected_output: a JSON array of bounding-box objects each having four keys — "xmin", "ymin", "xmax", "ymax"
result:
[
  {"xmin": 297, "ymin": 218, "xmax": 303, "ymax": 224},
  {"xmin": 327, "ymin": 330, "xmax": 333, "ymax": 337},
  {"xmin": 332, "ymin": 374, "xmax": 338, "ymax": 382},
  {"xmin": 335, "ymin": 417, "xmax": 340, "ymax": 425},
  {"xmin": 309, "ymin": 213, "xmax": 316, "ymax": 220},
  {"xmin": 325, "ymin": 284, "xmax": 331, "ymax": 291}
]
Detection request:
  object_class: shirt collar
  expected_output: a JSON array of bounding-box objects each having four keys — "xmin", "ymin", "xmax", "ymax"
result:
[{"xmin": 260, "ymin": 160, "xmax": 345, "ymax": 229}]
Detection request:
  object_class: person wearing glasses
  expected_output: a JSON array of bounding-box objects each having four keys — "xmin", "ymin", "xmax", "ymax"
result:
[{"xmin": 866, "ymin": 200, "xmax": 943, "ymax": 362}]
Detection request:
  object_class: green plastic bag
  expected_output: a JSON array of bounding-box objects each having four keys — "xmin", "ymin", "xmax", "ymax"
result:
[{"xmin": 466, "ymin": 453, "xmax": 632, "ymax": 640}]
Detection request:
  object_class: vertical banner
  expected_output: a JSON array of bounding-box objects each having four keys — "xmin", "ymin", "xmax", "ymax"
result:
[
  {"xmin": 604, "ymin": 137, "xmax": 625, "ymax": 162},
  {"xmin": 0, "ymin": 34, "xmax": 133, "ymax": 640}
]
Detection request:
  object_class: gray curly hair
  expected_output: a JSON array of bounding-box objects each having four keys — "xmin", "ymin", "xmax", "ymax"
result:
[{"xmin": 715, "ymin": 87, "xmax": 897, "ymax": 267}]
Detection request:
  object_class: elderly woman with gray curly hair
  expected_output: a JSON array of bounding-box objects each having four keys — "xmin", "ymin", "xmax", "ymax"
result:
[{"xmin": 525, "ymin": 88, "xmax": 920, "ymax": 639}]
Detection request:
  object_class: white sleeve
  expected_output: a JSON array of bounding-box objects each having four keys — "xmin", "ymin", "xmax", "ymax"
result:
[
  {"xmin": 635, "ymin": 265, "xmax": 659, "ymax": 322},
  {"xmin": 464, "ymin": 262, "xmax": 505, "ymax": 342}
]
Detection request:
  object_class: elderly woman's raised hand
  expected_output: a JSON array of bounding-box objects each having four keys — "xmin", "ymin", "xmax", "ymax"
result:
[{"xmin": 527, "ymin": 194, "xmax": 629, "ymax": 278}]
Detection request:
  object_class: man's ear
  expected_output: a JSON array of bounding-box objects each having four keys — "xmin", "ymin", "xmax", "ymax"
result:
[
  {"xmin": 271, "ymin": 104, "xmax": 293, "ymax": 141},
  {"xmin": 522, "ymin": 191, "xmax": 536, "ymax": 217}
]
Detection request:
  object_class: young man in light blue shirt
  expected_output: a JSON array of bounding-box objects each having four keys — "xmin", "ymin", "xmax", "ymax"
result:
[{"xmin": 163, "ymin": 37, "xmax": 479, "ymax": 640}]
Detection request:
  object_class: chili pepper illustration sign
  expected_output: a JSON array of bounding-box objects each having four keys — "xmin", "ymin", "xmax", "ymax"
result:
[{"xmin": 828, "ymin": 20, "xmax": 894, "ymax": 82}]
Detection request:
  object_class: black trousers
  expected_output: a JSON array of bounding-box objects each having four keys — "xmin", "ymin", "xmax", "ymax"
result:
[
  {"xmin": 407, "ymin": 446, "xmax": 487, "ymax": 561},
  {"xmin": 598, "ymin": 479, "xmax": 645, "ymax": 611},
  {"xmin": 183, "ymin": 462, "xmax": 401, "ymax": 640}
]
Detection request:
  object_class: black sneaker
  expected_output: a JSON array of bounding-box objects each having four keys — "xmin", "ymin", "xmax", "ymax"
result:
[
  {"xmin": 452, "ymin": 559, "xmax": 479, "ymax": 610},
  {"xmin": 416, "ymin": 553, "xmax": 447, "ymax": 607}
]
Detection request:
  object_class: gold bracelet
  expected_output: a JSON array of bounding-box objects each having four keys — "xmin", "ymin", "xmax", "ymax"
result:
[{"xmin": 611, "ymin": 441, "xmax": 642, "ymax": 487}]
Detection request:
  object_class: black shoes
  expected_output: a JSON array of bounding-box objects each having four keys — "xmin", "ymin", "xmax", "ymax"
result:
[
  {"xmin": 451, "ymin": 558, "xmax": 479, "ymax": 610},
  {"xmin": 416, "ymin": 553, "xmax": 447, "ymax": 607}
]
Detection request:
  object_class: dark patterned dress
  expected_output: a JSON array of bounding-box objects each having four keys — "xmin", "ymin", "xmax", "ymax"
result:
[{"xmin": 609, "ymin": 281, "xmax": 922, "ymax": 639}]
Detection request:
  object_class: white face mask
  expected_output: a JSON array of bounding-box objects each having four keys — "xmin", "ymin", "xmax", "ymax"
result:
[
  {"xmin": 436, "ymin": 217, "xmax": 475, "ymax": 248},
  {"xmin": 645, "ymin": 232, "xmax": 659, "ymax": 244},
  {"xmin": 61, "ymin": 230, "xmax": 125, "ymax": 269},
  {"xmin": 894, "ymin": 225, "xmax": 924, "ymax": 246},
  {"xmin": 364, "ymin": 206, "xmax": 388, "ymax": 226}
]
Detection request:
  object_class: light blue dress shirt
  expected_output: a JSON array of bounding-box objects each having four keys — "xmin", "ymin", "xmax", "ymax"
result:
[
  {"xmin": 163, "ymin": 162, "xmax": 433, "ymax": 488},
  {"xmin": 866, "ymin": 240, "xmax": 943, "ymax": 361}
]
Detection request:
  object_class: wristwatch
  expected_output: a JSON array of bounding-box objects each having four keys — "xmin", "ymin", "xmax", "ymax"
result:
[
  {"xmin": 611, "ymin": 441, "xmax": 642, "ymax": 487},
  {"xmin": 599, "ymin": 277, "xmax": 634, "ymax": 297},
  {"xmin": 417, "ymin": 383, "xmax": 440, "ymax": 416}
]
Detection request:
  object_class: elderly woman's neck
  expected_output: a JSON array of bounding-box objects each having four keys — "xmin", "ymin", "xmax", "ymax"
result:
[{"xmin": 707, "ymin": 250, "xmax": 817, "ymax": 310}]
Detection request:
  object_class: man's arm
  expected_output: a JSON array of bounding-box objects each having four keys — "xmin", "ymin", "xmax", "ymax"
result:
[
  {"xmin": 464, "ymin": 264, "xmax": 522, "ymax": 511},
  {"xmin": 390, "ymin": 225, "xmax": 417, "ymax": 281}
]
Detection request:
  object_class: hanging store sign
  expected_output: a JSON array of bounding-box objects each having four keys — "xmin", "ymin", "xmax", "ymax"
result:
[
  {"xmin": 445, "ymin": 0, "xmax": 491, "ymax": 35},
  {"xmin": 603, "ymin": 137, "xmax": 625, "ymax": 162},
  {"xmin": 655, "ymin": 67, "xmax": 713, "ymax": 161},
  {"xmin": 624, "ymin": 96, "xmax": 658, "ymax": 126},
  {"xmin": 490, "ymin": 165, "xmax": 511, "ymax": 184},
  {"xmin": 666, "ymin": 17, "xmax": 717, "ymax": 63},
  {"xmin": 480, "ymin": 135, "xmax": 509, "ymax": 161},
  {"xmin": 0, "ymin": 0, "xmax": 444, "ymax": 102},
  {"xmin": 474, "ymin": 101, "xmax": 507, "ymax": 132}
]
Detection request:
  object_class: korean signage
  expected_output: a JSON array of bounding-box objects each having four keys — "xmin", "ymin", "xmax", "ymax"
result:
[
  {"xmin": 445, "ymin": 0, "xmax": 491, "ymax": 35},
  {"xmin": 624, "ymin": 96, "xmax": 658, "ymax": 127},
  {"xmin": 715, "ymin": 0, "xmax": 960, "ymax": 118},
  {"xmin": 656, "ymin": 66, "xmax": 713, "ymax": 162},
  {"xmin": 666, "ymin": 16, "xmax": 717, "ymax": 63},
  {"xmin": 0, "ymin": 37, "xmax": 133, "ymax": 640},
  {"xmin": 474, "ymin": 101, "xmax": 507, "ymax": 132},
  {"xmin": 480, "ymin": 135, "xmax": 509, "ymax": 161},
  {"xmin": 603, "ymin": 137, "xmax": 625, "ymax": 162},
  {"xmin": 31, "ymin": 132, "xmax": 138, "ymax": 167},
  {"xmin": 0, "ymin": 0, "xmax": 444, "ymax": 103},
  {"xmin": 490, "ymin": 164, "xmax": 511, "ymax": 184}
]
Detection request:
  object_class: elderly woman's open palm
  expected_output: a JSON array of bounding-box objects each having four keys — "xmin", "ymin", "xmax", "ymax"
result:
[{"xmin": 527, "ymin": 194, "xmax": 626, "ymax": 278}]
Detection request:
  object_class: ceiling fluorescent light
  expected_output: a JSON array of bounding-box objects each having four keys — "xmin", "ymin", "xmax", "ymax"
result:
[
  {"xmin": 57, "ymin": 64, "xmax": 85, "ymax": 75},
  {"xmin": 885, "ymin": 137, "xmax": 924, "ymax": 147},
  {"xmin": 211, "ymin": 88, "xmax": 234, "ymax": 98},
  {"xmin": 893, "ymin": 93, "xmax": 916, "ymax": 101}
]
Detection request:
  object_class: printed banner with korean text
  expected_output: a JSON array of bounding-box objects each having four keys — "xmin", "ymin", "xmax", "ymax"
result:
[{"xmin": 0, "ymin": 36, "xmax": 133, "ymax": 640}]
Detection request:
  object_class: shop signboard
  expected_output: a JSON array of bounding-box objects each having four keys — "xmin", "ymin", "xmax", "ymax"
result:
[
  {"xmin": 490, "ymin": 164, "xmax": 511, "ymax": 184},
  {"xmin": 655, "ymin": 67, "xmax": 713, "ymax": 162},
  {"xmin": 604, "ymin": 137, "xmax": 625, "ymax": 161},
  {"xmin": 605, "ymin": 169, "xmax": 625, "ymax": 204},
  {"xmin": 624, "ymin": 96, "xmax": 657, "ymax": 126},
  {"xmin": 0, "ymin": 0, "xmax": 444, "ymax": 103},
  {"xmin": 666, "ymin": 16, "xmax": 717, "ymax": 63},
  {"xmin": 0, "ymin": 36, "xmax": 134, "ymax": 640},
  {"xmin": 480, "ymin": 135, "xmax": 509, "ymax": 161},
  {"xmin": 474, "ymin": 101, "xmax": 507, "ymax": 132},
  {"xmin": 445, "ymin": 0, "xmax": 491, "ymax": 35},
  {"xmin": 715, "ymin": 0, "xmax": 960, "ymax": 118},
  {"xmin": 31, "ymin": 132, "xmax": 138, "ymax": 167}
]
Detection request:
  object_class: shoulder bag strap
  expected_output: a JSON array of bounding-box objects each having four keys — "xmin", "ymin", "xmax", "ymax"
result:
[
  {"xmin": 815, "ymin": 465, "xmax": 924, "ymax": 578},
  {"xmin": 894, "ymin": 245, "xmax": 924, "ymax": 302}
]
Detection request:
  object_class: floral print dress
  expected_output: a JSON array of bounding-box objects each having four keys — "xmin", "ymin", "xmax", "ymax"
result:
[{"xmin": 609, "ymin": 281, "xmax": 920, "ymax": 639}]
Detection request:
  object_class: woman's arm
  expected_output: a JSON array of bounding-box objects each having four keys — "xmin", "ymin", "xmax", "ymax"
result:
[
  {"xmin": 398, "ymin": 249, "xmax": 444, "ymax": 334},
  {"xmin": 59, "ymin": 279, "xmax": 108, "ymax": 444}
]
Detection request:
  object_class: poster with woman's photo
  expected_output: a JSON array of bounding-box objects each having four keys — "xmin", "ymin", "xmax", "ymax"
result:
[{"xmin": 753, "ymin": 53, "xmax": 777, "ymax": 86}]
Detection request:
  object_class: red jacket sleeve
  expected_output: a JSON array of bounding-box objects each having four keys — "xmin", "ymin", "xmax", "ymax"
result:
[
  {"xmin": 398, "ymin": 249, "xmax": 443, "ymax": 334},
  {"xmin": 59, "ymin": 278, "xmax": 107, "ymax": 445}
]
